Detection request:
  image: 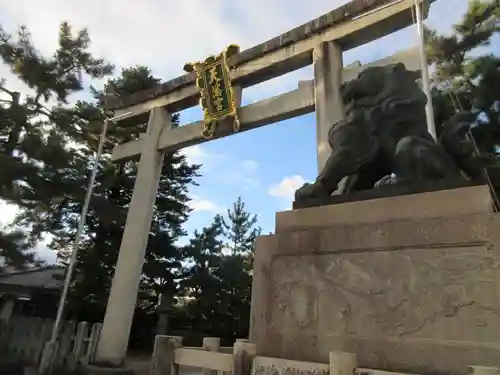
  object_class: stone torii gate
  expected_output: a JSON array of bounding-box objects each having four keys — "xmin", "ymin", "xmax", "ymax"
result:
[{"xmin": 93, "ymin": 0, "xmax": 430, "ymax": 368}]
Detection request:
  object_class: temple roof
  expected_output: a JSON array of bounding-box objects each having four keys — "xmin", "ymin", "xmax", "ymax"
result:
[{"xmin": 0, "ymin": 266, "xmax": 64, "ymax": 291}]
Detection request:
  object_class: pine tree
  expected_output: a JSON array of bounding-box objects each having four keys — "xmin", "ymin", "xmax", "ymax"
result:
[
  {"xmin": 0, "ymin": 227, "xmax": 41, "ymax": 271},
  {"xmin": 0, "ymin": 22, "xmax": 113, "ymax": 267},
  {"xmin": 426, "ymin": 0, "xmax": 500, "ymax": 150},
  {"xmin": 1, "ymin": 21, "xmax": 200, "ymax": 318},
  {"xmin": 180, "ymin": 216, "xmax": 225, "ymax": 334},
  {"xmin": 34, "ymin": 66, "xmax": 201, "ymax": 321},
  {"xmin": 425, "ymin": 0, "xmax": 500, "ymax": 195},
  {"xmin": 222, "ymin": 197, "xmax": 260, "ymax": 254},
  {"xmin": 218, "ymin": 197, "xmax": 261, "ymax": 340},
  {"xmin": 180, "ymin": 198, "xmax": 261, "ymax": 340}
]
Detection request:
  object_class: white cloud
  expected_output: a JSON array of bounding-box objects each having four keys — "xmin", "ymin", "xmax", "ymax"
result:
[
  {"xmin": 0, "ymin": 0, "xmax": 353, "ymax": 104},
  {"xmin": 33, "ymin": 243, "xmax": 57, "ymax": 265},
  {"xmin": 187, "ymin": 195, "xmax": 222, "ymax": 213},
  {"xmin": 180, "ymin": 144, "xmax": 228, "ymax": 171},
  {"xmin": 268, "ymin": 175, "xmax": 306, "ymax": 201},
  {"xmin": 0, "ymin": 0, "xmax": 351, "ymax": 71},
  {"xmin": 180, "ymin": 145, "xmax": 211, "ymax": 165},
  {"xmin": 0, "ymin": 200, "xmax": 57, "ymax": 264},
  {"xmin": 0, "ymin": 0, "xmax": 469, "ymax": 107},
  {"xmin": 0, "ymin": 67, "xmax": 32, "ymax": 100},
  {"xmin": 0, "ymin": 201, "xmax": 19, "ymax": 227}
]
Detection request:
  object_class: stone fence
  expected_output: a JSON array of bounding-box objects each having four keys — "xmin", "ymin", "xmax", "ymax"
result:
[
  {"xmin": 150, "ymin": 337, "xmax": 360, "ymax": 375},
  {"xmin": 0, "ymin": 315, "xmax": 101, "ymax": 371},
  {"xmin": 149, "ymin": 336, "xmax": 500, "ymax": 375},
  {"xmin": 151, "ymin": 336, "xmax": 255, "ymax": 375}
]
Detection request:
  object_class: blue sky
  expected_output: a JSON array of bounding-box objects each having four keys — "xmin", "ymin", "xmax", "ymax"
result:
[{"xmin": 0, "ymin": 0, "xmax": 485, "ymax": 262}]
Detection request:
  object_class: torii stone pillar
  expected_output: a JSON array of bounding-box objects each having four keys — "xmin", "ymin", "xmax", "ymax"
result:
[
  {"xmin": 313, "ymin": 41, "xmax": 344, "ymax": 172},
  {"xmin": 94, "ymin": 107, "xmax": 171, "ymax": 367}
]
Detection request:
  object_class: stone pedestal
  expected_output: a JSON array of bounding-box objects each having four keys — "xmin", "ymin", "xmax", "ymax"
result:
[{"xmin": 250, "ymin": 185, "xmax": 500, "ymax": 375}]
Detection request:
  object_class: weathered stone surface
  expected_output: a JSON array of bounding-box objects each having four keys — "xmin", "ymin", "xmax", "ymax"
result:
[
  {"xmin": 252, "ymin": 356, "xmax": 329, "ymax": 375},
  {"xmin": 355, "ymin": 369, "xmax": 419, "ymax": 375},
  {"xmin": 250, "ymin": 187, "xmax": 500, "ymax": 374},
  {"xmin": 469, "ymin": 366, "xmax": 500, "ymax": 375},
  {"xmin": 314, "ymin": 41, "xmax": 343, "ymax": 172},
  {"xmin": 293, "ymin": 179, "xmax": 484, "ymax": 209},
  {"xmin": 95, "ymin": 108, "xmax": 172, "ymax": 366},
  {"xmin": 279, "ymin": 184, "xmax": 493, "ymax": 232},
  {"xmin": 270, "ymin": 246, "xmax": 498, "ymax": 340},
  {"xmin": 106, "ymin": 0, "xmax": 395, "ymax": 110},
  {"xmin": 329, "ymin": 352, "xmax": 357, "ymax": 375}
]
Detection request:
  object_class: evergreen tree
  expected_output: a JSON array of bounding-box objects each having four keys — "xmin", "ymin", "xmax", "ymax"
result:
[
  {"xmin": 0, "ymin": 227, "xmax": 40, "ymax": 271},
  {"xmin": 426, "ymin": 0, "xmax": 500, "ymax": 150},
  {"xmin": 218, "ymin": 197, "xmax": 261, "ymax": 340},
  {"xmin": 180, "ymin": 198, "xmax": 261, "ymax": 341},
  {"xmin": 425, "ymin": 0, "xmax": 500, "ymax": 195},
  {"xmin": 180, "ymin": 216, "xmax": 225, "ymax": 334},
  {"xmin": 39, "ymin": 66, "xmax": 201, "ymax": 321},
  {"xmin": 222, "ymin": 197, "xmax": 260, "ymax": 254},
  {"xmin": 0, "ymin": 22, "xmax": 113, "ymax": 267},
  {"xmin": 1, "ymin": 21, "xmax": 200, "ymax": 318}
]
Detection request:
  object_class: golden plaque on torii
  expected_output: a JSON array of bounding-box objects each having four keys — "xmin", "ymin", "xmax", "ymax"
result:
[{"xmin": 183, "ymin": 44, "xmax": 241, "ymax": 139}]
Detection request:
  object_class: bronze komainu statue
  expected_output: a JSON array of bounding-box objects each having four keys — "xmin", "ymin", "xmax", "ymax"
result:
[{"xmin": 295, "ymin": 63, "xmax": 484, "ymax": 202}]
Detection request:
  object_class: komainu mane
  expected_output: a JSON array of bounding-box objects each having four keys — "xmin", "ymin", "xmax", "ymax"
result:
[{"xmin": 295, "ymin": 63, "xmax": 484, "ymax": 202}]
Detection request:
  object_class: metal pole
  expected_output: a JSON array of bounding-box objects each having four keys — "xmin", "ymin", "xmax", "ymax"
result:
[
  {"xmin": 49, "ymin": 119, "xmax": 109, "ymax": 344},
  {"xmin": 414, "ymin": 0, "xmax": 437, "ymax": 140},
  {"xmin": 41, "ymin": 111, "xmax": 132, "ymax": 374}
]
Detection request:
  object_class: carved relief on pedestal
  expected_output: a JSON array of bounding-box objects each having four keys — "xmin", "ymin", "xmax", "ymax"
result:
[
  {"xmin": 269, "ymin": 245, "xmax": 500, "ymax": 342},
  {"xmin": 254, "ymin": 363, "xmax": 328, "ymax": 375},
  {"xmin": 275, "ymin": 281, "xmax": 318, "ymax": 329},
  {"xmin": 253, "ymin": 357, "xmax": 329, "ymax": 375}
]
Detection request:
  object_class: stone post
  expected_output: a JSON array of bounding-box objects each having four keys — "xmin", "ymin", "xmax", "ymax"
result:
[
  {"xmin": 233, "ymin": 341, "xmax": 256, "ymax": 375},
  {"xmin": 69, "ymin": 321, "xmax": 89, "ymax": 370},
  {"xmin": 329, "ymin": 352, "xmax": 358, "ymax": 375},
  {"xmin": 329, "ymin": 351, "xmax": 357, "ymax": 375},
  {"xmin": 84, "ymin": 323, "xmax": 102, "ymax": 365},
  {"xmin": 469, "ymin": 366, "xmax": 500, "ymax": 375},
  {"xmin": 313, "ymin": 41, "xmax": 344, "ymax": 172},
  {"xmin": 150, "ymin": 335, "xmax": 182, "ymax": 375},
  {"xmin": 202, "ymin": 337, "xmax": 220, "ymax": 375},
  {"xmin": 156, "ymin": 293, "xmax": 173, "ymax": 337},
  {"xmin": 94, "ymin": 107, "xmax": 171, "ymax": 367}
]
